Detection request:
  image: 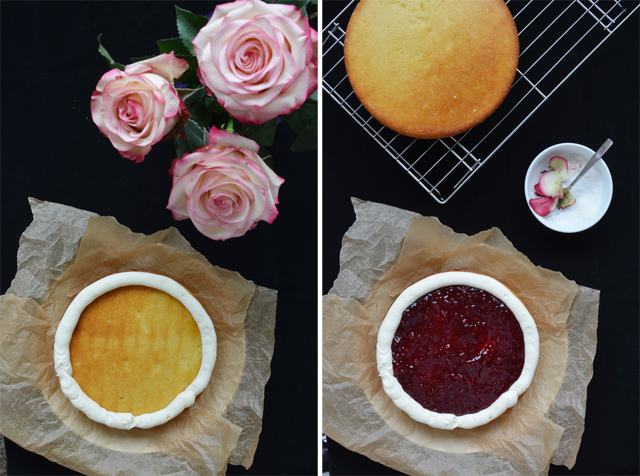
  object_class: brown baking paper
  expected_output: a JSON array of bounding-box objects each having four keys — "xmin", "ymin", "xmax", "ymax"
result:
[
  {"xmin": 0, "ymin": 198, "xmax": 277, "ymax": 476},
  {"xmin": 323, "ymin": 198, "xmax": 599, "ymax": 476}
]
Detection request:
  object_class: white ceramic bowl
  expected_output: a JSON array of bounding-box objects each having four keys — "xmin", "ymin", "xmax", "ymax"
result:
[{"xmin": 524, "ymin": 143, "xmax": 613, "ymax": 233}]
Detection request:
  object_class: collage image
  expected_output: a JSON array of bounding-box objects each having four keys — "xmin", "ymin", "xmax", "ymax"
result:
[{"xmin": 0, "ymin": 1, "xmax": 638, "ymax": 475}]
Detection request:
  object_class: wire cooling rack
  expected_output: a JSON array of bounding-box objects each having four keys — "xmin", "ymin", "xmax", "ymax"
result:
[{"xmin": 323, "ymin": 0, "xmax": 639, "ymax": 204}]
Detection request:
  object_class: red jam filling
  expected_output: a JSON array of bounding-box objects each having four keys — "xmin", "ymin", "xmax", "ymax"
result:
[{"xmin": 391, "ymin": 285, "xmax": 525, "ymax": 416}]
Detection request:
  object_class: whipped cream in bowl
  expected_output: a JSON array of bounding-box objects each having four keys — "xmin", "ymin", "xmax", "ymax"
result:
[
  {"xmin": 377, "ymin": 270, "xmax": 539, "ymax": 430},
  {"xmin": 54, "ymin": 271, "xmax": 217, "ymax": 430}
]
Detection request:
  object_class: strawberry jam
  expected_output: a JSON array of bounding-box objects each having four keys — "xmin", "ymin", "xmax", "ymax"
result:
[{"xmin": 391, "ymin": 285, "xmax": 524, "ymax": 416}]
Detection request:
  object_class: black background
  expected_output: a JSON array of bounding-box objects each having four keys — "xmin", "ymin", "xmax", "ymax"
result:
[
  {"xmin": 1, "ymin": 1, "xmax": 317, "ymax": 475},
  {"xmin": 322, "ymin": 1, "xmax": 639, "ymax": 476}
]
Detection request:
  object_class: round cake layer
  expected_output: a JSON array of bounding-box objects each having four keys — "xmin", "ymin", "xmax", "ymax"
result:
[
  {"xmin": 344, "ymin": 0, "xmax": 519, "ymax": 139},
  {"xmin": 70, "ymin": 285, "xmax": 203, "ymax": 416},
  {"xmin": 377, "ymin": 271, "xmax": 538, "ymax": 430},
  {"xmin": 392, "ymin": 285, "xmax": 525, "ymax": 416},
  {"xmin": 54, "ymin": 271, "xmax": 217, "ymax": 430}
]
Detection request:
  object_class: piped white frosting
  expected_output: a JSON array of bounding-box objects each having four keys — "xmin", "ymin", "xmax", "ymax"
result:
[
  {"xmin": 377, "ymin": 271, "xmax": 539, "ymax": 430},
  {"xmin": 54, "ymin": 271, "xmax": 217, "ymax": 430}
]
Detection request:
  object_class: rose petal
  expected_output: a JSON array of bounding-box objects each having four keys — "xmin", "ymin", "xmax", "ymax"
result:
[
  {"xmin": 537, "ymin": 171, "xmax": 564, "ymax": 199},
  {"xmin": 529, "ymin": 196, "xmax": 558, "ymax": 217},
  {"xmin": 208, "ymin": 127, "xmax": 260, "ymax": 153},
  {"xmin": 129, "ymin": 52, "xmax": 189, "ymax": 83}
]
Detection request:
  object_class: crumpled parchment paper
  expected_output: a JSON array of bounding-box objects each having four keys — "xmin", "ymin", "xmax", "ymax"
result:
[
  {"xmin": 0, "ymin": 198, "xmax": 277, "ymax": 476},
  {"xmin": 323, "ymin": 198, "xmax": 599, "ymax": 476}
]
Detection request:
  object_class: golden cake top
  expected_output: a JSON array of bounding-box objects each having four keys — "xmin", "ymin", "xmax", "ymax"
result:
[
  {"xmin": 70, "ymin": 285, "xmax": 203, "ymax": 416},
  {"xmin": 54, "ymin": 271, "xmax": 217, "ymax": 430},
  {"xmin": 344, "ymin": 0, "xmax": 519, "ymax": 139}
]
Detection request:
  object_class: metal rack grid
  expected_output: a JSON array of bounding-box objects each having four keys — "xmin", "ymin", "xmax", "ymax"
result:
[{"xmin": 323, "ymin": 0, "xmax": 639, "ymax": 204}]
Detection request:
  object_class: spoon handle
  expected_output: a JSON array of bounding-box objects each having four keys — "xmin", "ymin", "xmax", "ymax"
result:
[{"xmin": 568, "ymin": 139, "xmax": 613, "ymax": 189}]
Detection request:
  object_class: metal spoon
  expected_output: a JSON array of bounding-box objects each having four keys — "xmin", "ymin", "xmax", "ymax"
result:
[{"xmin": 567, "ymin": 138, "xmax": 613, "ymax": 190}]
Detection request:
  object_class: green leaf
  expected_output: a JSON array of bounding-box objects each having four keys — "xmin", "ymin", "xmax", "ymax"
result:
[
  {"xmin": 182, "ymin": 87, "xmax": 207, "ymax": 103},
  {"xmin": 175, "ymin": 6, "xmax": 209, "ymax": 55},
  {"xmin": 181, "ymin": 88, "xmax": 225, "ymax": 128},
  {"xmin": 174, "ymin": 135, "xmax": 191, "ymax": 160},
  {"xmin": 185, "ymin": 101, "xmax": 213, "ymax": 130},
  {"xmin": 290, "ymin": 116, "xmax": 317, "ymax": 152},
  {"xmin": 238, "ymin": 119, "xmax": 278, "ymax": 148},
  {"xmin": 175, "ymin": 118, "xmax": 209, "ymax": 157},
  {"xmin": 185, "ymin": 118, "xmax": 209, "ymax": 148},
  {"xmin": 174, "ymin": 54, "xmax": 199, "ymax": 84},
  {"xmin": 97, "ymin": 34, "xmax": 125, "ymax": 71},
  {"xmin": 282, "ymin": 91, "xmax": 317, "ymax": 134},
  {"xmin": 129, "ymin": 54, "xmax": 155, "ymax": 63},
  {"xmin": 307, "ymin": 0, "xmax": 318, "ymax": 19},
  {"xmin": 176, "ymin": 87, "xmax": 200, "ymax": 102},
  {"xmin": 157, "ymin": 37, "xmax": 191, "ymax": 56},
  {"xmin": 205, "ymin": 96, "xmax": 226, "ymax": 113}
]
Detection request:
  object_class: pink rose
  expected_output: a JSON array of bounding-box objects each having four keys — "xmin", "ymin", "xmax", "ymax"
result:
[
  {"xmin": 91, "ymin": 52, "xmax": 190, "ymax": 163},
  {"xmin": 167, "ymin": 127, "xmax": 284, "ymax": 240},
  {"xmin": 193, "ymin": 0, "xmax": 318, "ymax": 124}
]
